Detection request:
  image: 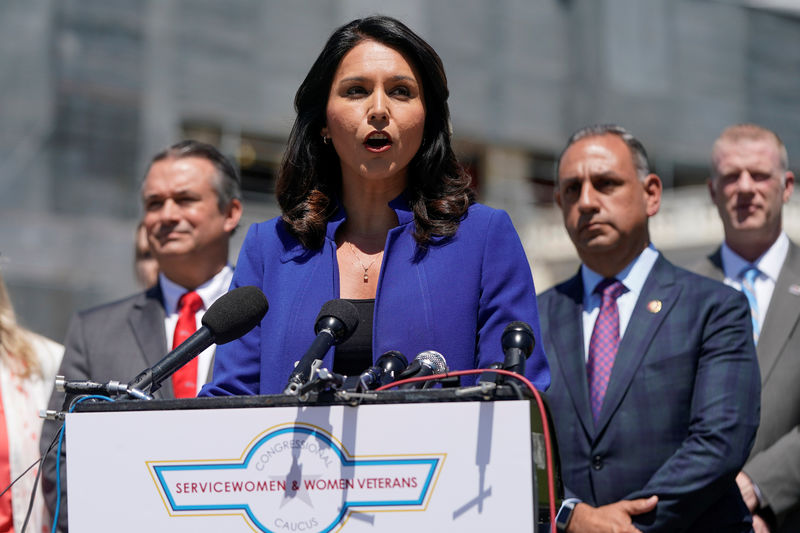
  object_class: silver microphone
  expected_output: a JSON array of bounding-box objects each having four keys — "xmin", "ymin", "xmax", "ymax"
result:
[{"xmin": 397, "ymin": 350, "xmax": 448, "ymax": 389}]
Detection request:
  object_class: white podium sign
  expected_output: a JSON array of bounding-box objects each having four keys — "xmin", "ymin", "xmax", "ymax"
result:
[{"xmin": 66, "ymin": 400, "xmax": 535, "ymax": 532}]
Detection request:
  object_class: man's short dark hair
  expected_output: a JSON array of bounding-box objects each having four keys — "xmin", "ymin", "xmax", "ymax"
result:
[
  {"xmin": 557, "ymin": 124, "xmax": 651, "ymax": 181},
  {"xmin": 148, "ymin": 140, "xmax": 241, "ymax": 211}
]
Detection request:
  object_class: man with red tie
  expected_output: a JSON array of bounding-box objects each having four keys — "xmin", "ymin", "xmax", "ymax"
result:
[
  {"xmin": 40, "ymin": 140, "xmax": 242, "ymax": 531},
  {"xmin": 539, "ymin": 124, "xmax": 760, "ymax": 532}
]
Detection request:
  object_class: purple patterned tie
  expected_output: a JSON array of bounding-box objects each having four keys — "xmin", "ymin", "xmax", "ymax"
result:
[{"xmin": 587, "ymin": 278, "xmax": 627, "ymax": 423}]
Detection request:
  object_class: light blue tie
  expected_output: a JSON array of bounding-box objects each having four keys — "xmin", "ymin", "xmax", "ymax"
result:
[{"xmin": 740, "ymin": 266, "xmax": 760, "ymax": 343}]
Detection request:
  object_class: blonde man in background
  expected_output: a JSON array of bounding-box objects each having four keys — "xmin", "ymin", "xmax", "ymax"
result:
[{"xmin": 694, "ymin": 123, "xmax": 799, "ymax": 532}]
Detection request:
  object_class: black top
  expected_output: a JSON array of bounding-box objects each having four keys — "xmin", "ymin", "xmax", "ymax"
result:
[{"xmin": 333, "ymin": 298, "xmax": 374, "ymax": 377}]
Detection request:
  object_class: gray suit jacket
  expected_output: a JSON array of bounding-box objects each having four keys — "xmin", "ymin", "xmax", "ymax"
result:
[
  {"xmin": 693, "ymin": 241, "xmax": 800, "ymax": 530},
  {"xmin": 40, "ymin": 284, "xmax": 173, "ymax": 531}
]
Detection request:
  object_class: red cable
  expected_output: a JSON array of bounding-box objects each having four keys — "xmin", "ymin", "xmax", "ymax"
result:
[{"xmin": 376, "ymin": 369, "xmax": 557, "ymax": 532}]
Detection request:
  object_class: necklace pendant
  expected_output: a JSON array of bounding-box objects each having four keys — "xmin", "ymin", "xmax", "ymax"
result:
[{"xmin": 363, "ymin": 272, "xmax": 369, "ymax": 283}]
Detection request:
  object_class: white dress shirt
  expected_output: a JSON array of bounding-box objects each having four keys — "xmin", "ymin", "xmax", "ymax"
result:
[
  {"xmin": 720, "ymin": 232, "xmax": 788, "ymax": 334},
  {"xmin": 160, "ymin": 265, "xmax": 234, "ymax": 393},
  {"xmin": 580, "ymin": 245, "xmax": 660, "ymax": 360}
]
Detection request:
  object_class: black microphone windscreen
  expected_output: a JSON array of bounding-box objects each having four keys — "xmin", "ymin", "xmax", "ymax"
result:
[
  {"xmin": 377, "ymin": 350, "xmax": 408, "ymax": 370},
  {"xmin": 315, "ymin": 299, "xmax": 360, "ymax": 336},
  {"xmin": 201, "ymin": 286, "xmax": 269, "ymax": 344},
  {"xmin": 504, "ymin": 320, "xmax": 534, "ymax": 337},
  {"xmin": 502, "ymin": 321, "xmax": 535, "ymax": 356}
]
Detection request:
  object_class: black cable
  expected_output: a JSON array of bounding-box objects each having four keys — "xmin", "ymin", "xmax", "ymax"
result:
[
  {"xmin": 20, "ymin": 445, "xmax": 46, "ymax": 532},
  {"xmin": 506, "ymin": 379, "xmax": 525, "ymax": 400},
  {"xmin": 23, "ymin": 421, "xmax": 62, "ymax": 533},
  {"xmin": 0, "ymin": 459, "xmax": 39, "ymax": 499}
]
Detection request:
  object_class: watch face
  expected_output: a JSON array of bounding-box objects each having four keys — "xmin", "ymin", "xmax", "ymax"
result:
[{"xmin": 555, "ymin": 500, "xmax": 576, "ymax": 531}]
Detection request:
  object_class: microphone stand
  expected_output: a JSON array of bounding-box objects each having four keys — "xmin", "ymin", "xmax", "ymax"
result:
[{"xmin": 54, "ymin": 376, "xmax": 153, "ymax": 402}]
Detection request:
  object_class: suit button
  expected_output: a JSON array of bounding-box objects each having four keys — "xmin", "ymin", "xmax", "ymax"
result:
[{"xmin": 592, "ymin": 455, "xmax": 603, "ymax": 470}]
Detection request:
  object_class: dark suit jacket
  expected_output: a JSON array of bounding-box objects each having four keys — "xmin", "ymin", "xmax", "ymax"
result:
[
  {"xmin": 693, "ymin": 242, "xmax": 800, "ymax": 531},
  {"xmin": 539, "ymin": 255, "xmax": 760, "ymax": 532},
  {"xmin": 40, "ymin": 285, "xmax": 171, "ymax": 532}
]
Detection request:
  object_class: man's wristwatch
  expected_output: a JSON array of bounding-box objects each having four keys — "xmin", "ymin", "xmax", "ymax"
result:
[{"xmin": 555, "ymin": 498, "xmax": 581, "ymax": 532}]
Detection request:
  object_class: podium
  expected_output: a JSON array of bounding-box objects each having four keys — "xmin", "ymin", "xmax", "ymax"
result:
[{"xmin": 66, "ymin": 388, "xmax": 561, "ymax": 532}]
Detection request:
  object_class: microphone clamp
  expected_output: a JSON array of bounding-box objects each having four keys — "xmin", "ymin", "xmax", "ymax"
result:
[
  {"xmin": 285, "ymin": 359, "xmax": 324, "ymax": 396},
  {"xmin": 297, "ymin": 367, "xmax": 345, "ymax": 397},
  {"xmin": 39, "ymin": 409, "xmax": 64, "ymax": 421}
]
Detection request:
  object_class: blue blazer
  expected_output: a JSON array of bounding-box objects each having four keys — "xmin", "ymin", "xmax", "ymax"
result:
[
  {"xmin": 201, "ymin": 196, "xmax": 550, "ymax": 395},
  {"xmin": 539, "ymin": 255, "xmax": 760, "ymax": 532}
]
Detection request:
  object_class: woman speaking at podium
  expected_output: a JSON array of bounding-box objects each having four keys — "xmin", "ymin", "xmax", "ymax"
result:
[{"xmin": 201, "ymin": 15, "xmax": 549, "ymax": 396}]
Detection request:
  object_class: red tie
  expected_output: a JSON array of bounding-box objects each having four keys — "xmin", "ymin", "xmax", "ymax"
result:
[{"xmin": 171, "ymin": 291, "xmax": 204, "ymax": 398}]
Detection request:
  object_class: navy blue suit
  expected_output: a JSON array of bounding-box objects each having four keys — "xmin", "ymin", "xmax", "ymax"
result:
[
  {"xmin": 539, "ymin": 255, "xmax": 760, "ymax": 532},
  {"xmin": 201, "ymin": 195, "xmax": 550, "ymax": 395}
]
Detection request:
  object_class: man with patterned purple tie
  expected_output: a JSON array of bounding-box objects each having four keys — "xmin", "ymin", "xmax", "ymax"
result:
[
  {"xmin": 539, "ymin": 124, "xmax": 760, "ymax": 532},
  {"xmin": 692, "ymin": 124, "xmax": 800, "ymax": 533}
]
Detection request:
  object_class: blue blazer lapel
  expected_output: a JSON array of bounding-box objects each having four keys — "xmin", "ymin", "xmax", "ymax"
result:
[
  {"xmin": 594, "ymin": 255, "xmax": 682, "ymax": 434},
  {"xmin": 550, "ymin": 275, "xmax": 596, "ymax": 437}
]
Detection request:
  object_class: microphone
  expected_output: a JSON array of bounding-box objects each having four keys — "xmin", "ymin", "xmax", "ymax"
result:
[
  {"xmin": 128, "ymin": 285, "xmax": 269, "ymax": 395},
  {"xmin": 283, "ymin": 299, "xmax": 359, "ymax": 395},
  {"xmin": 55, "ymin": 376, "xmax": 129, "ymax": 396},
  {"xmin": 501, "ymin": 321, "xmax": 535, "ymax": 375},
  {"xmin": 397, "ymin": 350, "xmax": 448, "ymax": 390},
  {"xmin": 357, "ymin": 351, "xmax": 408, "ymax": 391}
]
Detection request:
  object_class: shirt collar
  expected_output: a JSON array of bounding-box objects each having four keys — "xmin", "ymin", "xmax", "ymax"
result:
[
  {"xmin": 581, "ymin": 244, "xmax": 660, "ymax": 300},
  {"xmin": 721, "ymin": 231, "xmax": 788, "ymax": 282},
  {"xmin": 159, "ymin": 265, "xmax": 234, "ymax": 314}
]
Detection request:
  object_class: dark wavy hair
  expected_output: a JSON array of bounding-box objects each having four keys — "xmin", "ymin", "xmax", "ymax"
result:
[{"xmin": 276, "ymin": 15, "xmax": 474, "ymax": 249}]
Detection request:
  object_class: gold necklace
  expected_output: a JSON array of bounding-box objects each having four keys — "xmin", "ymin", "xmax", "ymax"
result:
[{"xmin": 347, "ymin": 242, "xmax": 377, "ymax": 283}]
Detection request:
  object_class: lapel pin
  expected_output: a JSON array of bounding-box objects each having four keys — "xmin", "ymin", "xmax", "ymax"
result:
[
  {"xmin": 789, "ymin": 284, "xmax": 800, "ymax": 296},
  {"xmin": 647, "ymin": 300, "xmax": 662, "ymax": 313}
]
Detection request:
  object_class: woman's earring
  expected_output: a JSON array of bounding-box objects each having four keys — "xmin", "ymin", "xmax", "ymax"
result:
[{"xmin": 322, "ymin": 136, "xmax": 331, "ymax": 145}]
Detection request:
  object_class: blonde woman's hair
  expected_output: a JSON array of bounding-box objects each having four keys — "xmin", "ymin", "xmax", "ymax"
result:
[{"xmin": 0, "ymin": 269, "xmax": 39, "ymax": 377}]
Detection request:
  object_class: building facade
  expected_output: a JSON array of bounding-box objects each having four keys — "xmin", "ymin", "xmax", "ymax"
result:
[{"xmin": 1, "ymin": 0, "xmax": 798, "ymax": 340}]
